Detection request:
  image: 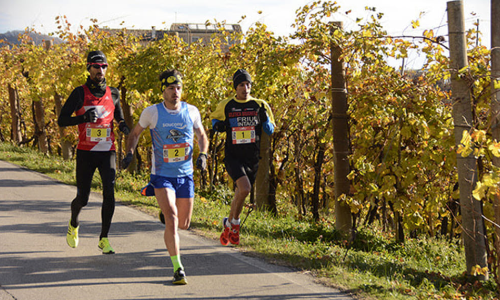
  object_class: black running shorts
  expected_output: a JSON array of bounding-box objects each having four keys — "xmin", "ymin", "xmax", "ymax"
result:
[{"xmin": 224, "ymin": 155, "xmax": 260, "ymax": 185}]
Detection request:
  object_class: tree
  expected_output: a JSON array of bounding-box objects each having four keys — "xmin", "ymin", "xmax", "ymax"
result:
[{"xmin": 8, "ymin": 85, "xmax": 21, "ymax": 144}]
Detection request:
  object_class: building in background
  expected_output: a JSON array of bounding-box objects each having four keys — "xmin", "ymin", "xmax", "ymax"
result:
[
  {"xmin": 170, "ymin": 23, "xmax": 241, "ymax": 49},
  {"xmin": 103, "ymin": 23, "xmax": 242, "ymax": 51}
]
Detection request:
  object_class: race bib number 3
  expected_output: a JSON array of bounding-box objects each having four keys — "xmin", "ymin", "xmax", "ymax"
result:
[
  {"xmin": 232, "ymin": 126, "xmax": 255, "ymax": 144},
  {"xmin": 86, "ymin": 127, "xmax": 111, "ymax": 142},
  {"xmin": 163, "ymin": 143, "xmax": 190, "ymax": 163}
]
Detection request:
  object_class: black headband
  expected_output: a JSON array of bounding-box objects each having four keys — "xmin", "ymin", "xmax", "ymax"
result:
[
  {"xmin": 87, "ymin": 50, "xmax": 107, "ymax": 63},
  {"xmin": 161, "ymin": 74, "xmax": 182, "ymax": 91}
]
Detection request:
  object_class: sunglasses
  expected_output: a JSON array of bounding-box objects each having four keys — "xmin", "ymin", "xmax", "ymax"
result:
[{"xmin": 88, "ymin": 63, "xmax": 108, "ymax": 69}]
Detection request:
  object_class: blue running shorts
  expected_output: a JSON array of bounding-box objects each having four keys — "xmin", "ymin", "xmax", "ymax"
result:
[{"xmin": 149, "ymin": 174, "xmax": 194, "ymax": 198}]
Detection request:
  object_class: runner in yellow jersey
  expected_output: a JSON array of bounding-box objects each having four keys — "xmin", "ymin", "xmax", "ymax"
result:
[{"xmin": 210, "ymin": 69, "xmax": 275, "ymax": 246}]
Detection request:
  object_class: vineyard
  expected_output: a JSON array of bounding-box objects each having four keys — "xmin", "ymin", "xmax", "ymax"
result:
[{"xmin": 1, "ymin": 0, "xmax": 497, "ymax": 290}]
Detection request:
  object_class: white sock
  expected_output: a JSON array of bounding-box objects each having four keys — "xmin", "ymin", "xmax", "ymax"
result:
[{"xmin": 231, "ymin": 218, "xmax": 240, "ymax": 225}]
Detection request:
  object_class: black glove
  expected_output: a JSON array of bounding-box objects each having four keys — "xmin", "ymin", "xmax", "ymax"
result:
[
  {"xmin": 196, "ymin": 153, "xmax": 207, "ymax": 170},
  {"xmin": 259, "ymin": 106, "xmax": 268, "ymax": 123},
  {"xmin": 119, "ymin": 121, "xmax": 130, "ymax": 135},
  {"xmin": 122, "ymin": 152, "xmax": 133, "ymax": 169},
  {"xmin": 82, "ymin": 107, "xmax": 98, "ymax": 123},
  {"xmin": 213, "ymin": 120, "xmax": 226, "ymax": 132}
]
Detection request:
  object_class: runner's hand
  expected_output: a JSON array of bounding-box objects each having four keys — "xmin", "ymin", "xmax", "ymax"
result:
[
  {"xmin": 196, "ymin": 153, "xmax": 207, "ymax": 170},
  {"xmin": 119, "ymin": 121, "xmax": 130, "ymax": 135},
  {"xmin": 122, "ymin": 153, "xmax": 133, "ymax": 169},
  {"xmin": 213, "ymin": 121, "xmax": 226, "ymax": 132},
  {"xmin": 83, "ymin": 108, "xmax": 98, "ymax": 123}
]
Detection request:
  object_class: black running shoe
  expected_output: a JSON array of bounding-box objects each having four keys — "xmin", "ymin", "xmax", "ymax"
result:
[
  {"xmin": 173, "ymin": 268, "xmax": 187, "ymax": 285},
  {"xmin": 159, "ymin": 211, "xmax": 165, "ymax": 224}
]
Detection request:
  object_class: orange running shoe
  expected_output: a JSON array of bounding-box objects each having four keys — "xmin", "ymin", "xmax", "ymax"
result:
[
  {"xmin": 220, "ymin": 217, "xmax": 230, "ymax": 246},
  {"xmin": 229, "ymin": 223, "xmax": 240, "ymax": 245}
]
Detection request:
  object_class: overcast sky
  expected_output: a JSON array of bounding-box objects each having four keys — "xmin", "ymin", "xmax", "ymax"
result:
[{"xmin": 0, "ymin": 0, "xmax": 490, "ymax": 68}]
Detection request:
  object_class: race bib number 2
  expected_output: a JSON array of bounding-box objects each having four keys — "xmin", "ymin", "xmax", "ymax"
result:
[
  {"xmin": 163, "ymin": 143, "xmax": 190, "ymax": 163},
  {"xmin": 232, "ymin": 126, "xmax": 255, "ymax": 144}
]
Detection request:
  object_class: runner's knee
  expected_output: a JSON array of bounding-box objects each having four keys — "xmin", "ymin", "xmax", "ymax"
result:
[
  {"xmin": 74, "ymin": 190, "xmax": 90, "ymax": 207},
  {"xmin": 178, "ymin": 222, "xmax": 190, "ymax": 230}
]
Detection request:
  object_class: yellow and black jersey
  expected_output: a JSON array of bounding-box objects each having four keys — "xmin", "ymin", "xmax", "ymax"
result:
[{"xmin": 211, "ymin": 96, "xmax": 275, "ymax": 160}]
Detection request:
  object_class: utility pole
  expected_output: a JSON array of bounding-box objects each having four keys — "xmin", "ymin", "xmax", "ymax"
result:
[
  {"xmin": 447, "ymin": 0, "xmax": 488, "ymax": 280},
  {"xmin": 490, "ymin": 0, "xmax": 500, "ymax": 281},
  {"xmin": 330, "ymin": 22, "xmax": 352, "ymax": 237},
  {"xmin": 255, "ymin": 132, "xmax": 271, "ymax": 210}
]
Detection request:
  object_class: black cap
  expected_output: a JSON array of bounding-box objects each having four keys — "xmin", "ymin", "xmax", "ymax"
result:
[
  {"xmin": 87, "ymin": 50, "xmax": 107, "ymax": 64},
  {"xmin": 233, "ymin": 69, "xmax": 252, "ymax": 90}
]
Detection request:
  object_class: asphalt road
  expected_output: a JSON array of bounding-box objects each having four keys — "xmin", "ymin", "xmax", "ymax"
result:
[{"xmin": 0, "ymin": 159, "xmax": 353, "ymax": 300}]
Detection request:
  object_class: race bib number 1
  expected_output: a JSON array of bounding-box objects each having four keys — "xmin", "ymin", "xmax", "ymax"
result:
[
  {"xmin": 163, "ymin": 143, "xmax": 190, "ymax": 163},
  {"xmin": 232, "ymin": 126, "xmax": 255, "ymax": 144}
]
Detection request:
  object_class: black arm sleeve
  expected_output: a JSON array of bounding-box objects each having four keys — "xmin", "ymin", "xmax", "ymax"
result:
[
  {"xmin": 57, "ymin": 87, "xmax": 86, "ymax": 127},
  {"xmin": 110, "ymin": 87, "xmax": 125, "ymax": 123}
]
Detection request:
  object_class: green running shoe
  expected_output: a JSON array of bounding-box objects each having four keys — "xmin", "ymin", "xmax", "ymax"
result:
[
  {"xmin": 98, "ymin": 237, "xmax": 115, "ymax": 254},
  {"xmin": 66, "ymin": 220, "xmax": 79, "ymax": 248},
  {"xmin": 173, "ymin": 268, "xmax": 187, "ymax": 285}
]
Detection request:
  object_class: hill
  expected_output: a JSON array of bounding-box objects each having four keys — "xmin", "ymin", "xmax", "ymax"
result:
[{"xmin": 0, "ymin": 30, "xmax": 63, "ymax": 47}]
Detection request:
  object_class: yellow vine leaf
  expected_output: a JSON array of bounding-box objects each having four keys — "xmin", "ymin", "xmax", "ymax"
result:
[
  {"xmin": 494, "ymin": 79, "xmax": 500, "ymax": 90},
  {"xmin": 458, "ymin": 66, "xmax": 469, "ymax": 74},
  {"xmin": 483, "ymin": 174, "xmax": 497, "ymax": 186},
  {"xmin": 471, "ymin": 264, "xmax": 488, "ymax": 276},
  {"xmin": 472, "ymin": 129, "xmax": 486, "ymax": 143},
  {"xmin": 488, "ymin": 142, "xmax": 500, "ymax": 157},
  {"xmin": 472, "ymin": 181, "xmax": 487, "ymax": 200},
  {"xmin": 460, "ymin": 130, "xmax": 471, "ymax": 145},
  {"xmin": 457, "ymin": 144, "xmax": 472, "ymax": 157}
]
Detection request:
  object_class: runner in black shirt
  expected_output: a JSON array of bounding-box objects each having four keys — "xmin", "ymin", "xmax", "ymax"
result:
[{"xmin": 211, "ymin": 69, "xmax": 275, "ymax": 246}]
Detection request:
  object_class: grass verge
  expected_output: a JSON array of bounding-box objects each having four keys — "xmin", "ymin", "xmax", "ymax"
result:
[{"xmin": 0, "ymin": 142, "xmax": 497, "ymax": 300}]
